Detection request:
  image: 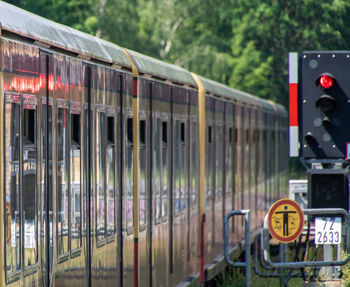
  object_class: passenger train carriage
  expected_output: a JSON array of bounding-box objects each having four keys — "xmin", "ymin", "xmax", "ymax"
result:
[{"xmin": 0, "ymin": 1, "xmax": 288, "ymax": 286}]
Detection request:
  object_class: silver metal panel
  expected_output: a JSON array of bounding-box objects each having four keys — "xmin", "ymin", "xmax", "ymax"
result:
[{"xmin": 289, "ymin": 52, "xmax": 298, "ymax": 84}]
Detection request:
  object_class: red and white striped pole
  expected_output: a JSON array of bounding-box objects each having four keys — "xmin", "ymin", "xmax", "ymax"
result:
[{"xmin": 289, "ymin": 52, "xmax": 299, "ymax": 157}]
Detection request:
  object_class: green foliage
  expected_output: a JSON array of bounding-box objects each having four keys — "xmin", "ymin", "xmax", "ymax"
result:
[
  {"xmin": 216, "ymin": 267, "xmax": 245, "ymax": 287},
  {"xmin": 5, "ymin": 0, "xmax": 96, "ymax": 34},
  {"xmin": 341, "ymin": 251, "xmax": 350, "ymax": 287}
]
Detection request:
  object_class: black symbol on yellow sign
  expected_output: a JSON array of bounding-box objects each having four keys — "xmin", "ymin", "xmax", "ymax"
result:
[{"xmin": 275, "ymin": 206, "xmax": 296, "ymax": 236}]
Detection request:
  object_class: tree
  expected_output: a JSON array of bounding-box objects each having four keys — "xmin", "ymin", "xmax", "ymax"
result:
[{"xmin": 4, "ymin": 0, "xmax": 97, "ymax": 34}]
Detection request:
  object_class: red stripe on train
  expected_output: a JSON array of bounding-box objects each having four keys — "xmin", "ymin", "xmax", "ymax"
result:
[
  {"xmin": 200, "ymin": 214, "xmax": 206, "ymax": 283},
  {"xmin": 134, "ymin": 239, "xmax": 139, "ymax": 287},
  {"xmin": 133, "ymin": 78, "xmax": 138, "ymax": 96}
]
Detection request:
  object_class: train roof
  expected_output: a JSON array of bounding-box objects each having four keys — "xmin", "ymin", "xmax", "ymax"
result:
[
  {"xmin": 196, "ymin": 75, "xmax": 286, "ymax": 114},
  {"xmin": 0, "ymin": 1, "xmax": 287, "ymax": 115},
  {"xmin": 0, "ymin": 1, "xmax": 131, "ymax": 66},
  {"xmin": 126, "ymin": 49, "xmax": 196, "ymax": 86}
]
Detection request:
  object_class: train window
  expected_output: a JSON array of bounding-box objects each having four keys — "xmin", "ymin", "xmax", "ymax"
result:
[
  {"xmin": 174, "ymin": 120, "xmax": 186, "ymax": 213},
  {"xmin": 180, "ymin": 122, "xmax": 185, "ymax": 143},
  {"xmin": 161, "ymin": 120, "xmax": 168, "ymax": 218},
  {"xmin": 127, "ymin": 118, "xmax": 133, "ymax": 143},
  {"xmin": 71, "ymin": 113, "xmax": 80, "ymax": 146},
  {"xmin": 116, "ymin": 112, "xmax": 121, "ymax": 232},
  {"xmin": 4, "ymin": 94, "xmax": 39, "ymax": 274},
  {"xmin": 175, "ymin": 121, "xmax": 181, "ymax": 213},
  {"xmin": 23, "ymin": 106, "xmax": 38, "ymax": 266},
  {"xmin": 139, "ymin": 119, "xmax": 146, "ymax": 228},
  {"xmin": 206, "ymin": 124, "xmax": 213, "ymax": 202},
  {"xmin": 226, "ymin": 127, "xmax": 233, "ymax": 196},
  {"xmin": 107, "ymin": 116, "xmax": 116, "ymax": 237},
  {"xmin": 83, "ymin": 105, "xmax": 89, "ymax": 239},
  {"xmin": 180, "ymin": 122, "xmax": 186, "ymax": 211},
  {"xmin": 126, "ymin": 117, "xmax": 134, "ymax": 229},
  {"xmin": 162, "ymin": 121, "xmax": 167, "ymax": 144},
  {"xmin": 155, "ymin": 118, "xmax": 161, "ymax": 223},
  {"xmin": 107, "ymin": 116, "xmax": 115, "ymax": 144},
  {"xmin": 191, "ymin": 121, "xmax": 197, "ymax": 207},
  {"xmin": 234, "ymin": 128, "xmax": 238, "ymax": 144},
  {"xmin": 70, "ymin": 112, "xmax": 81, "ymax": 251},
  {"xmin": 208, "ymin": 126, "xmax": 212, "ymax": 143},
  {"xmin": 96, "ymin": 112, "xmax": 106, "ymax": 241},
  {"xmin": 106, "ymin": 145, "xmax": 116, "ymax": 236},
  {"xmin": 23, "ymin": 109, "xmax": 36, "ymax": 145},
  {"xmin": 57, "ymin": 107, "xmax": 69, "ymax": 255},
  {"xmin": 215, "ymin": 126, "xmax": 223, "ymax": 199},
  {"xmin": 5, "ymin": 102, "xmax": 21, "ymax": 274},
  {"xmin": 140, "ymin": 119, "xmax": 146, "ymax": 145}
]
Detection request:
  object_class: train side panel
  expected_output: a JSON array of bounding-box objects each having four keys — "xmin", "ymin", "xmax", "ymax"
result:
[{"xmin": 1, "ymin": 38, "xmax": 42, "ymax": 287}]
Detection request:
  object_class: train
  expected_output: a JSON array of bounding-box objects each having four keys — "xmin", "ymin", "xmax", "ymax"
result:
[{"xmin": 0, "ymin": 1, "xmax": 288, "ymax": 286}]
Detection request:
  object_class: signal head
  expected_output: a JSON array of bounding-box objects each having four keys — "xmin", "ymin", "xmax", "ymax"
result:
[{"xmin": 318, "ymin": 74, "xmax": 334, "ymax": 89}]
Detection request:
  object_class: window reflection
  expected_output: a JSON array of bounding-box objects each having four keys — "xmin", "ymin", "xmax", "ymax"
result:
[
  {"xmin": 70, "ymin": 110, "xmax": 81, "ymax": 250},
  {"xmin": 23, "ymin": 145, "xmax": 37, "ymax": 266},
  {"xmin": 154, "ymin": 118, "xmax": 161, "ymax": 223},
  {"xmin": 161, "ymin": 121, "xmax": 168, "ymax": 218},
  {"xmin": 107, "ymin": 147, "xmax": 115, "ymax": 236},
  {"xmin": 191, "ymin": 121, "xmax": 197, "ymax": 207},
  {"xmin": 5, "ymin": 102, "xmax": 21, "ymax": 273},
  {"xmin": 4, "ymin": 94, "xmax": 38, "ymax": 273},
  {"xmin": 96, "ymin": 112, "xmax": 106, "ymax": 240},
  {"xmin": 139, "ymin": 119, "xmax": 146, "ymax": 227},
  {"xmin": 57, "ymin": 107, "xmax": 69, "ymax": 255},
  {"xmin": 106, "ymin": 115, "xmax": 115, "ymax": 237}
]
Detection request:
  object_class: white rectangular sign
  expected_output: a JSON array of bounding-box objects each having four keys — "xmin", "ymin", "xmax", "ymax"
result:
[{"xmin": 314, "ymin": 217, "xmax": 341, "ymax": 245}]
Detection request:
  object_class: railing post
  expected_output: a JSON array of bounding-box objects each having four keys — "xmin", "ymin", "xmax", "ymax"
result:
[{"xmin": 224, "ymin": 210, "xmax": 251, "ymax": 287}]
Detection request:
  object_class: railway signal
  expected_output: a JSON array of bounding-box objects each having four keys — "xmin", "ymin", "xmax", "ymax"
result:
[
  {"xmin": 289, "ymin": 51, "xmax": 350, "ymax": 209},
  {"xmin": 296, "ymin": 51, "xmax": 350, "ymax": 159}
]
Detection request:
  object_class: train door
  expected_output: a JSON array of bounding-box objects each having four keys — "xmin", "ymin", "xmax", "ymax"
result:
[
  {"xmin": 188, "ymin": 90, "xmax": 199, "ymax": 275},
  {"xmin": 137, "ymin": 78, "xmax": 151, "ymax": 287},
  {"xmin": 250, "ymin": 109, "xmax": 256, "ymax": 228},
  {"xmin": 40, "ymin": 52, "xmax": 53, "ymax": 287},
  {"xmin": 204, "ymin": 96, "xmax": 215, "ymax": 263},
  {"xmin": 237, "ymin": 105, "xmax": 245, "ymax": 234},
  {"xmin": 90, "ymin": 66, "xmax": 119, "ymax": 287},
  {"xmin": 213, "ymin": 99, "xmax": 224, "ymax": 256},
  {"xmin": 151, "ymin": 82, "xmax": 170, "ymax": 287},
  {"xmin": 170, "ymin": 87, "xmax": 189, "ymax": 286},
  {"xmin": 224, "ymin": 102, "xmax": 235, "ymax": 248}
]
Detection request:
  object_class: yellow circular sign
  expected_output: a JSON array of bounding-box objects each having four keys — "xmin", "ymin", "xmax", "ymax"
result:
[{"xmin": 267, "ymin": 199, "xmax": 304, "ymax": 243}]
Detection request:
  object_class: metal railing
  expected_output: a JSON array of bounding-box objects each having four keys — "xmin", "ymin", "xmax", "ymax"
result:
[
  {"xmin": 224, "ymin": 210, "xmax": 251, "ymax": 287},
  {"xmin": 261, "ymin": 208, "xmax": 350, "ymax": 269}
]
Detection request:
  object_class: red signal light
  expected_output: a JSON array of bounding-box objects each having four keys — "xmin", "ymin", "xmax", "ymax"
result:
[{"xmin": 319, "ymin": 75, "xmax": 334, "ymax": 89}]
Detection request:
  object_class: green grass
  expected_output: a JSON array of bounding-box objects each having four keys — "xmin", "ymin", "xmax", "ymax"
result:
[{"xmin": 216, "ymin": 265, "xmax": 303, "ymax": 287}]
